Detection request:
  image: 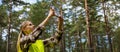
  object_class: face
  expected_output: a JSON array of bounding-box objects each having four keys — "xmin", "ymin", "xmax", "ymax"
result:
[{"xmin": 22, "ymin": 21, "xmax": 35, "ymax": 35}]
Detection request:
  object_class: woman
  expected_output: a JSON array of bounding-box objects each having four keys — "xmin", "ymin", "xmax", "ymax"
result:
[{"xmin": 17, "ymin": 8, "xmax": 63, "ymax": 52}]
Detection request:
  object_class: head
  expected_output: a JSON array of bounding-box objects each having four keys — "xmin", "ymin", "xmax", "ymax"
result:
[{"xmin": 20, "ymin": 21, "xmax": 35, "ymax": 36}]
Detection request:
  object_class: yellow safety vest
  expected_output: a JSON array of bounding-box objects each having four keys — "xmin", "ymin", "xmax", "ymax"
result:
[{"xmin": 18, "ymin": 40, "xmax": 44, "ymax": 52}]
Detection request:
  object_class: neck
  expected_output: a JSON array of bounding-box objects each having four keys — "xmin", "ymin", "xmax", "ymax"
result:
[{"xmin": 24, "ymin": 31, "xmax": 31, "ymax": 36}]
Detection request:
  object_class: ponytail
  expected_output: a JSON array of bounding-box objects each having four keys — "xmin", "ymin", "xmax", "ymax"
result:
[{"xmin": 17, "ymin": 30, "xmax": 22, "ymax": 52}]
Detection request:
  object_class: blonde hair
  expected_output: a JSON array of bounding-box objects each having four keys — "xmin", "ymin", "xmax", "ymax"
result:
[{"xmin": 17, "ymin": 21, "xmax": 31, "ymax": 51}]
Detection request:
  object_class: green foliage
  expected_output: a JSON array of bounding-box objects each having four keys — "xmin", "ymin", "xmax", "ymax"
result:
[
  {"xmin": 28, "ymin": 1, "xmax": 49, "ymax": 26},
  {"xmin": 0, "ymin": 0, "xmax": 120, "ymax": 52},
  {"xmin": 0, "ymin": 5, "xmax": 7, "ymax": 27},
  {"xmin": 113, "ymin": 27, "xmax": 120, "ymax": 51}
]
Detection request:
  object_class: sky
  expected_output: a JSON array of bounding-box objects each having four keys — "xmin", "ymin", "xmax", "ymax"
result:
[
  {"xmin": 0, "ymin": 0, "xmax": 2, "ymax": 5},
  {"xmin": 13, "ymin": 0, "xmax": 41, "ymax": 11},
  {"xmin": 0, "ymin": 0, "xmax": 37, "ymax": 5},
  {"xmin": 22, "ymin": 0, "xmax": 37, "ymax": 4}
]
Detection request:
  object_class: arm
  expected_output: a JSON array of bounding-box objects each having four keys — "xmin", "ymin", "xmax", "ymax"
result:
[
  {"xmin": 19, "ymin": 26, "xmax": 44, "ymax": 51},
  {"xmin": 20, "ymin": 8, "xmax": 55, "ymax": 47},
  {"xmin": 20, "ymin": 27, "xmax": 43, "ymax": 44},
  {"xmin": 39, "ymin": 7, "xmax": 55, "ymax": 26},
  {"xmin": 43, "ymin": 16, "xmax": 63, "ymax": 47}
]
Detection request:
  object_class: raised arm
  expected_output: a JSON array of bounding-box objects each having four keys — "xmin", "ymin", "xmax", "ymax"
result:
[
  {"xmin": 19, "ymin": 8, "xmax": 55, "ymax": 46},
  {"xmin": 39, "ymin": 7, "xmax": 55, "ymax": 27},
  {"xmin": 43, "ymin": 16, "xmax": 63, "ymax": 47}
]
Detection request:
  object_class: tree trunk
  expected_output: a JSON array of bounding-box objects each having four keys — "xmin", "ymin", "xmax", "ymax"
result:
[
  {"xmin": 79, "ymin": 31, "xmax": 83, "ymax": 52},
  {"xmin": 0, "ymin": 27, "xmax": 3, "ymax": 51},
  {"xmin": 60, "ymin": 34, "xmax": 65, "ymax": 52},
  {"xmin": 75, "ymin": 34, "xmax": 79, "ymax": 52},
  {"xmin": 6, "ymin": 0, "xmax": 12, "ymax": 52},
  {"xmin": 52, "ymin": 21, "xmax": 56, "ymax": 52},
  {"xmin": 68, "ymin": 34, "xmax": 71, "ymax": 52},
  {"xmin": 59, "ymin": 4, "xmax": 65, "ymax": 52},
  {"xmin": 102, "ymin": 0, "xmax": 113, "ymax": 52},
  {"xmin": 84, "ymin": 0, "xmax": 93, "ymax": 52}
]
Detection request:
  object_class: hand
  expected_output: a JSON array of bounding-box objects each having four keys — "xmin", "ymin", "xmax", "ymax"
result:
[
  {"xmin": 58, "ymin": 16, "xmax": 63, "ymax": 22},
  {"xmin": 48, "ymin": 7, "xmax": 55, "ymax": 17},
  {"xmin": 39, "ymin": 7, "xmax": 55, "ymax": 26}
]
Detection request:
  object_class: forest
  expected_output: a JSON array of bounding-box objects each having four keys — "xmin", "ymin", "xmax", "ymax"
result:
[{"xmin": 0, "ymin": 0, "xmax": 120, "ymax": 52}]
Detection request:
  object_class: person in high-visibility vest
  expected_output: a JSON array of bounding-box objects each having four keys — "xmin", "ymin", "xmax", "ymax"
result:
[{"xmin": 17, "ymin": 8, "xmax": 63, "ymax": 52}]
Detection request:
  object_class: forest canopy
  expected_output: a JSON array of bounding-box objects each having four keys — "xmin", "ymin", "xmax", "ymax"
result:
[{"xmin": 0, "ymin": 0, "xmax": 120, "ymax": 52}]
